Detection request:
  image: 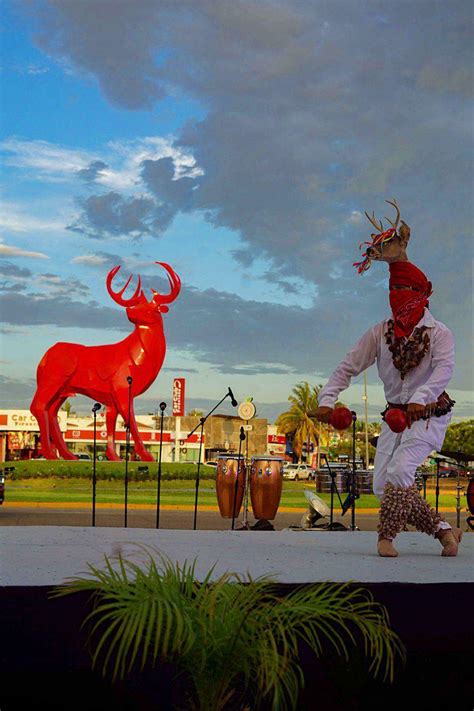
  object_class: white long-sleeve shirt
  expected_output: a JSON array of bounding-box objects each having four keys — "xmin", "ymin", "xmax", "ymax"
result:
[{"xmin": 318, "ymin": 309, "xmax": 455, "ymax": 452}]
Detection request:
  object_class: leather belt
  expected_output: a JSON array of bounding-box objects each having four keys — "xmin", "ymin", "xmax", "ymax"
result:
[{"xmin": 384, "ymin": 391, "xmax": 455, "ymax": 419}]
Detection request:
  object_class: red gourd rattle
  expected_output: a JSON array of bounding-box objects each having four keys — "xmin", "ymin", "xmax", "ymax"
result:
[
  {"xmin": 330, "ymin": 407, "xmax": 353, "ymax": 430},
  {"xmin": 384, "ymin": 408, "xmax": 408, "ymax": 433}
]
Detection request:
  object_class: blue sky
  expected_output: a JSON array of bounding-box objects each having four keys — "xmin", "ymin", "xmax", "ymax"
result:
[{"xmin": 0, "ymin": 0, "xmax": 472, "ymax": 421}]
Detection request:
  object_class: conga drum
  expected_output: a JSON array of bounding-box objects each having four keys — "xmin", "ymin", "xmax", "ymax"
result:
[
  {"xmin": 215, "ymin": 455, "xmax": 246, "ymax": 518},
  {"xmin": 467, "ymin": 477, "xmax": 474, "ymax": 515},
  {"xmin": 250, "ymin": 456, "xmax": 283, "ymax": 520},
  {"xmin": 316, "ymin": 469, "xmax": 347, "ymax": 494},
  {"xmin": 355, "ymin": 471, "xmax": 373, "ymax": 494}
]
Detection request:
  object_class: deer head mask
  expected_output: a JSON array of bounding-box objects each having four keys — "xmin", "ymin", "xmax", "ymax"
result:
[{"xmin": 354, "ymin": 199, "xmax": 411, "ymax": 273}]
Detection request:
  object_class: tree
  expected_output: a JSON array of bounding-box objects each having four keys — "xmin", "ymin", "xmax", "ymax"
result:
[
  {"xmin": 276, "ymin": 382, "xmax": 328, "ymax": 461},
  {"xmin": 188, "ymin": 409, "xmax": 204, "ymax": 417},
  {"xmin": 442, "ymin": 420, "xmax": 474, "ymax": 457},
  {"xmin": 60, "ymin": 400, "xmax": 75, "ymax": 416}
]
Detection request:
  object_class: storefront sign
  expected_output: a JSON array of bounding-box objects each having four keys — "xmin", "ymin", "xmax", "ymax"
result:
[
  {"xmin": 0, "ymin": 410, "xmax": 67, "ymax": 432},
  {"xmin": 172, "ymin": 378, "xmax": 186, "ymax": 416}
]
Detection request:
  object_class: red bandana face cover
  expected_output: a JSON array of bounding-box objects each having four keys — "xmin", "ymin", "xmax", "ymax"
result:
[{"xmin": 389, "ymin": 262, "xmax": 432, "ymax": 338}]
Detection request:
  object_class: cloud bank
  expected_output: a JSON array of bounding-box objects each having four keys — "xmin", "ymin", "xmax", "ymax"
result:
[{"xmin": 4, "ymin": 0, "xmax": 473, "ymax": 397}]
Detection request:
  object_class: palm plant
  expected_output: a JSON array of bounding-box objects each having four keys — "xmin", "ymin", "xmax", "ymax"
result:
[
  {"xmin": 276, "ymin": 382, "xmax": 328, "ymax": 460},
  {"xmin": 54, "ymin": 548, "xmax": 404, "ymax": 711}
]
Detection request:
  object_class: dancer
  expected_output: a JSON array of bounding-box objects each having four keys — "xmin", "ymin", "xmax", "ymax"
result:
[{"xmin": 315, "ymin": 200, "xmax": 461, "ymax": 557}]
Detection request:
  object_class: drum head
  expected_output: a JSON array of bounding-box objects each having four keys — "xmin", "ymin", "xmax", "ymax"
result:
[{"xmin": 252, "ymin": 456, "xmax": 283, "ymax": 461}]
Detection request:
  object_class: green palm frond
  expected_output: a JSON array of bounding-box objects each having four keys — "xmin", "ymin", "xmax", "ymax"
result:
[
  {"xmin": 276, "ymin": 381, "xmax": 329, "ymax": 457},
  {"xmin": 53, "ymin": 548, "xmax": 405, "ymax": 711}
]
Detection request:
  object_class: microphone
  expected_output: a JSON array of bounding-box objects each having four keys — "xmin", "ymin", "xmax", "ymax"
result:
[
  {"xmin": 92, "ymin": 402, "xmax": 101, "ymax": 413},
  {"xmin": 228, "ymin": 387, "xmax": 238, "ymax": 407},
  {"xmin": 127, "ymin": 376, "xmax": 133, "ymax": 385},
  {"xmin": 159, "ymin": 402, "xmax": 167, "ymax": 412}
]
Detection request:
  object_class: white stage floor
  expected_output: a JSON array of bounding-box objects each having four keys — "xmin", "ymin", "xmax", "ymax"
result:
[{"xmin": 1, "ymin": 526, "xmax": 473, "ymax": 587}]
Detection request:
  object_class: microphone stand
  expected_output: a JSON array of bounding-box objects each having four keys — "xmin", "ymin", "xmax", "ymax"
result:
[
  {"xmin": 321, "ymin": 453, "xmax": 345, "ymax": 529},
  {"xmin": 231, "ymin": 426, "xmax": 246, "ymax": 530},
  {"xmin": 91, "ymin": 402, "xmax": 101, "ymax": 527},
  {"xmin": 156, "ymin": 402, "xmax": 166, "ymax": 529},
  {"xmin": 124, "ymin": 376, "xmax": 132, "ymax": 528},
  {"xmin": 188, "ymin": 387, "xmax": 237, "ymax": 530},
  {"xmin": 348, "ymin": 411, "xmax": 359, "ymax": 531}
]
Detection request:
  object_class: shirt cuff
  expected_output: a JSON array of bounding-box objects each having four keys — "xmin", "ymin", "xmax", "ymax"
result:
[{"xmin": 318, "ymin": 396, "xmax": 335, "ymax": 408}]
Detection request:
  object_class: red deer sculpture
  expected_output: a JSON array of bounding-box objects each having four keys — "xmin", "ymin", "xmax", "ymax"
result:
[{"xmin": 30, "ymin": 262, "xmax": 181, "ymax": 461}]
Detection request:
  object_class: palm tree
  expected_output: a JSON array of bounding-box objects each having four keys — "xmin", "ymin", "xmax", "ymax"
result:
[
  {"xmin": 54, "ymin": 548, "xmax": 404, "ymax": 711},
  {"xmin": 276, "ymin": 382, "xmax": 328, "ymax": 461}
]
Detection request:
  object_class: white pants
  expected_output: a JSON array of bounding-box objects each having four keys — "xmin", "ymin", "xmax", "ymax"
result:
[{"xmin": 373, "ymin": 428, "xmax": 451, "ymax": 533}]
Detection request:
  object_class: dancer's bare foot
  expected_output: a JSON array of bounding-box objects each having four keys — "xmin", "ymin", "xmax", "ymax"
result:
[
  {"xmin": 377, "ymin": 537, "xmax": 398, "ymax": 557},
  {"xmin": 436, "ymin": 527, "xmax": 463, "ymax": 557}
]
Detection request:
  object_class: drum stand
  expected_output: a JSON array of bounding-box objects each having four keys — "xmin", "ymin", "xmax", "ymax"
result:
[
  {"xmin": 231, "ymin": 426, "xmax": 246, "ymax": 530},
  {"xmin": 236, "ymin": 421, "xmax": 251, "ymax": 530},
  {"xmin": 188, "ymin": 388, "xmax": 237, "ymax": 530},
  {"xmin": 344, "ymin": 411, "xmax": 360, "ymax": 531},
  {"xmin": 321, "ymin": 453, "xmax": 347, "ymax": 530}
]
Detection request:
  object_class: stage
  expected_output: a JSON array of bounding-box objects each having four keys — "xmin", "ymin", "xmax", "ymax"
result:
[
  {"xmin": 1, "ymin": 525, "xmax": 473, "ymax": 586},
  {"xmin": 1, "ymin": 526, "xmax": 473, "ymax": 710}
]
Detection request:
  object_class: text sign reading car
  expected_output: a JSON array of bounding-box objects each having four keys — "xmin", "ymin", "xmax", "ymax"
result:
[{"xmin": 172, "ymin": 378, "xmax": 186, "ymax": 417}]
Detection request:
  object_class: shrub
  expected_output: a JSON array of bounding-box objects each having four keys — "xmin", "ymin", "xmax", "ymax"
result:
[
  {"xmin": 1, "ymin": 460, "xmax": 216, "ymax": 482},
  {"xmin": 54, "ymin": 548, "xmax": 405, "ymax": 711}
]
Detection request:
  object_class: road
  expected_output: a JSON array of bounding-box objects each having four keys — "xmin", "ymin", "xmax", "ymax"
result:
[{"xmin": 0, "ymin": 502, "xmax": 461, "ymax": 532}]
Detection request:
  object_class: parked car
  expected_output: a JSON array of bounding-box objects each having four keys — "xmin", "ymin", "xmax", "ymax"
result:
[
  {"xmin": 204, "ymin": 460, "xmax": 218, "ymax": 468},
  {"xmin": 282, "ymin": 463, "xmax": 316, "ymax": 481},
  {"xmin": 76, "ymin": 453, "xmax": 91, "ymax": 460},
  {"xmin": 438, "ymin": 466, "xmax": 463, "ymax": 478}
]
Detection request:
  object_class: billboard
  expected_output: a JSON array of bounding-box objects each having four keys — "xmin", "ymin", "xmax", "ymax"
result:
[{"xmin": 172, "ymin": 378, "xmax": 186, "ymax": 416}]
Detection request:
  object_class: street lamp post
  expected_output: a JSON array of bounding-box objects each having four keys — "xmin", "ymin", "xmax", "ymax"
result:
[{"xmin": 363, "ymin": 371, "xmax": 369, "ymax": 469}]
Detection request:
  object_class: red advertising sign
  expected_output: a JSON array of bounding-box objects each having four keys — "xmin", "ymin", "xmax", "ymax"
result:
[
  {"xmin": 268, "ymin": 434, "xmax": 286, "ymax": 445},
  {"xmin": 172, "ymin": 378, "xmax": 186, "ymax": 416}
]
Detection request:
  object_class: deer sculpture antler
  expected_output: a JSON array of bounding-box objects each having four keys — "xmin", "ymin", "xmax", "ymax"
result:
[{"xmin": 106, "ymin": 266, "xmax": 143, "ymax": 305}]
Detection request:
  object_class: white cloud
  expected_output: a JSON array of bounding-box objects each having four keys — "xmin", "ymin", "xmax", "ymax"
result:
[
  {"xmin": 1, "ymin": 136, "xmax": 202, "ymax": 194},
  {"xmin": 0, "ymin": 202, "xmax": 66, "ymax": 233},
  {"xmin": 0, "ymin": 241, "xmax": 49, "ymax": 259},
  {"xmin": 26, "ymin": 64, "xmax": 49, "ymax": 75},
  {"xmin": 347, "ymin": 210, "xmax": 363, "ymax": 225},
  {"xmin": 71, "ymin": 254, "xmax": 109, "ymax": 265},
  {"xmin": 98, "ymin": 137, "xmax": 203, "ymax": 191},
  {"xmin": 1, "ymin": 137, "xmax": 95, "ymax": 179}
]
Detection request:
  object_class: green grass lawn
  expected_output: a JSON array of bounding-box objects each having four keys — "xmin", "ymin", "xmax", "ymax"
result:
[{"xmin": 3, "ymin": 477, "xmax": 460, "ymax": 510}]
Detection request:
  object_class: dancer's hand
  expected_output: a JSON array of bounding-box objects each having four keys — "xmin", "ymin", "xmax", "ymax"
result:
[
  {"xmin": 315, "ymin": 406, "xmax": 333, "ymax": 423},
  {"xmin": 407, "ymin": 402, "xmax": 425, "ymax": 427}
]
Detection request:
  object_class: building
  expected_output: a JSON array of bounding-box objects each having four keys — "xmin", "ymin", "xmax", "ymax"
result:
[{"xmin": 0, "ymin": 409, "xmax": 288, "ymax": 463}]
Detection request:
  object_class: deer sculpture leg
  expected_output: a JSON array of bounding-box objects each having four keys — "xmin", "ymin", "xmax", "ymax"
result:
[
  {"xmin": 48, "ymin": 396, "xmax": 78, "ymax": 460},
  {"xmin": 115, "ymin": 391, "xmax": 154, "ymax": 462},
  {"xmin": 105, "ymin": 405, "xmax": 121, "ymax": 461},
  {"xmin": 31, "ymin": 388, "xmax": 61, "ymax": 459}
]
